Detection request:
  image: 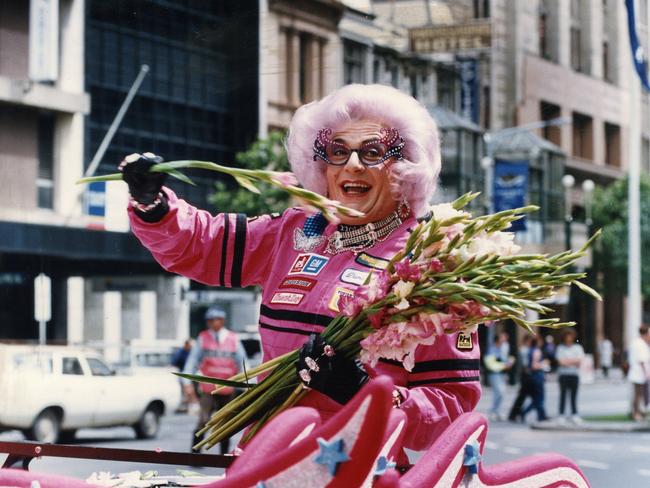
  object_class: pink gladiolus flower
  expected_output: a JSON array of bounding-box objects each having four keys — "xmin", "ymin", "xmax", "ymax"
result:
[
  {"xmin": 368, "ymin": 309, "xmax": 386, "ymax": 329},
  {"xmin": 428, "ymin": 258, "xmax": 444, "ymax": 273},
  {"xmin": 269, "ymin": 171, "xmax": 299, "ymax": 187},
  {"xmin": 339, "ymin": 293, "xmax": 365, "ymax": 317},
  {"xmin": 394, "ymin": 259, "xmax": 422, "ymax": 281}
]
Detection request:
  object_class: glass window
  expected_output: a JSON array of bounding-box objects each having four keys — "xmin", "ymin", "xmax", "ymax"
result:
[
  {"xmin": 62, "ymin": 357, "xmax": 84, "ymax": 375},
  {"xmin": 37, "ymin": 112, "xmax": 55, "ymax": 209},
  {"xmin": 343, "ymin": 40, "xmax": 366, "ymax": 85},
  {"xmin": 86, "ymin": 357, "xmax": 113, "ymax": 376},
  {"xmin": 572, "ymin": 112, "xmax": 593, "ymax": 159},
  {"xmin": 604, "ymin": 122, "xmax": 621, "ymax": 167}
]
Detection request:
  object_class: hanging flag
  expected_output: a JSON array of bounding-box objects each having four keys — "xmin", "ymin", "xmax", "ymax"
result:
[
  {"xmin": 625, "ymin": 0, "xmax": 650, "ymax": 91},
  {"xmin": 493, "ymin": 159, "xmax": 529, "ymax": 232}
]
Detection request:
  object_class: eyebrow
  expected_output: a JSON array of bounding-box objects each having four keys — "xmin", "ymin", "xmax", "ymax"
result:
[{"xmin": 333, "ymin": 136, "xmax": 380, "ymax": 144}]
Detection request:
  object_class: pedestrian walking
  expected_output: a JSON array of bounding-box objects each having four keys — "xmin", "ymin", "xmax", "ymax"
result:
[
  {"xmin": 628, "ymin": 325, "xmax": 650, "ymax": 421},
  {"xmin": 485, "ymin": 331, "xmax": 514, "ymax": 421},
  {"xmin": 171, "ymin": 338, "xmax": 194, "ymax": 413},
  {"xmin": 508, "ymin": 335, "xmax": 534, "ymax": 422},
  {"xmin": 521, "ymin": 335, "xmax": 549, "ymax": 422},
  {"xmin": 182, "ymin": 306, "xmax": 246, "ymax": 453},
  {"xmin": 556, "ymin": 329, "xmax": 585, "ymax": 423},
  {"xmin": 598, "ymin": 336, "xmax": 613, "ymax": 379}
]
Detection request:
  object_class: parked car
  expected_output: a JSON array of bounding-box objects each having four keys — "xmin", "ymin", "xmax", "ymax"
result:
[{"xmin": 0, "ymin": 345, "xmax": 181, "ymax": 443}]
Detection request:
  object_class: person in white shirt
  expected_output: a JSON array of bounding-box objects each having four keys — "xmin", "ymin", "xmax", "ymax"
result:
[
  {"xmin": 628, "ymin": 325, "xmax": 650, "ymax": 421},
  {"xmin": 598, "ymin": 337, "xmax": 613, "ymax": 378},
  {"xmin": 555, "ymin": 329, "xmax": 585, "ymax": 422}
]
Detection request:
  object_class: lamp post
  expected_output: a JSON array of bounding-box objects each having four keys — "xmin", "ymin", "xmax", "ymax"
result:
[
  {"xmin": 562, "ymin": 174, "xmax": 575, "ymax": 251},
  {"xmin": 582, "ymin": 179, "xmax": 595, "ymax": 354},
  {"xmin": 582, "ymin": 179, "xmax": 595, "ymax": 231}
]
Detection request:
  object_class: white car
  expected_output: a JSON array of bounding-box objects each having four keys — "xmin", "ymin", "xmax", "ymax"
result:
[{"xmin": 0, "ymin": 345, "xmax": 181, "ymax": 443}]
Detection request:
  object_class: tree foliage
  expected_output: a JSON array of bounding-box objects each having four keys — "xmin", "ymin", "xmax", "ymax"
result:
[
  {"xmin": 592, "ymin": 174, "xmax": 650, "ymax": 297},
  {"xmin": 209, "ymin": 132, "xmax": 292, "ymax": 215}
]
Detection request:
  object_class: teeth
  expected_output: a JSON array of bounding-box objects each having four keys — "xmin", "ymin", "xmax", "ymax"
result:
[{"xmin": 343, "ymin": 183, "xmax": 370, "ymax": 193}]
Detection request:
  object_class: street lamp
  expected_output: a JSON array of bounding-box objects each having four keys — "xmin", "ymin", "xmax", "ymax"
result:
[
  {"xmin": 582, "ymin": 179, "xmax": 595, "ymax": 228},
  {"xmin": 562, "ymin": 174, "xmax": 575, "ymax": 251}
]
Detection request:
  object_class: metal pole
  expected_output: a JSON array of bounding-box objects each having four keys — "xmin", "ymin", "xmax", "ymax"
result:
[
  {"xmin": 84, "ymin": 64, "xmax": 150, "ymax": 178},
  {"xmin": 628, "ymin": 78, "xmax": 643, "ymax": 345}
]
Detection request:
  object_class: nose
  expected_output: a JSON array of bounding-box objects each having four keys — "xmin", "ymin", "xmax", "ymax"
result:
[{"xmin": 344, "ymin": 150, "xmax": 365, "ymax": 172}]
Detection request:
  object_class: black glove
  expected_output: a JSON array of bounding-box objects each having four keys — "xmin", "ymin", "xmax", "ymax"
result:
[
  {"xmin": 296, "ymin": 334, "xmax": 369, "ymax": 405},
  {"xmin": 119, "ymin": 152, "xmax": 169, "ymax": 222}
]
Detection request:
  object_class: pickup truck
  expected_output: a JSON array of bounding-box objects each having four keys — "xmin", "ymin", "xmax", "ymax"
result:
[{"xmin": 0, "ymin": 345, "xmax": 181, "ymax": 443}]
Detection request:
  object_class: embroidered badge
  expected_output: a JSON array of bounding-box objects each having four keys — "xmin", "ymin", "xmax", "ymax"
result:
[
  {"xmin": 294, "ymin": 212, "xmax": 328, "ymax": 251},
  {"xmin": 328, "ymin": 287, "xmax": 355, "ymax": 312},
  {"xmin": 340, "ymin": 268, "xmax": 370, "ymax": 286},
  {"xmin": 289, "ymin": 254, "xmax": 329, "ymax": 276},
  {"xmin": 457, "ymin": 332, "xmax": 473, "ymax": 350},
  {"xmin": 355, "ymin": 252, "xmax": 389, "ymax": 270},
  {"xmin": 293, "ymin": 227, "xmax": 326, "ymax": 252},
  {"xmin": 278, "ymin": 277, "xmax": 317, "ymax": 291},
  {"xmin": 270, "ymin": 292, "xmax": 305, "ymax": 305}
]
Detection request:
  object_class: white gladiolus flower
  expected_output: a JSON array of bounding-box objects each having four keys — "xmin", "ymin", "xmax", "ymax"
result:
[{"xmin": 393, "ymin": 280, "xmax": 415, "ymax": 299}]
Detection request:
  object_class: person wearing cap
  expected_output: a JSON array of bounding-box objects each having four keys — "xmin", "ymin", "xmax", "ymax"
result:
[
  {"xmin": 121, "ymin": 84, "xmax": 481, "ymax": 454},
  {"xmin": 182, "ymin": 306, "xmax": 246, "ymax": 453}
]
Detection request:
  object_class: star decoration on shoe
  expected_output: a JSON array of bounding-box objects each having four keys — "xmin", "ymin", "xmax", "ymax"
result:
[
  {"xmin": 373, "ymin": 455, "xmax": 397, "ymax": 476},
  {"xmin": 313, "ymin": 437, "xmax": 350, "ymax": 476},
  {"xmin": 462, "ymin": 440, "xmax": 481, "ymax": 474}
]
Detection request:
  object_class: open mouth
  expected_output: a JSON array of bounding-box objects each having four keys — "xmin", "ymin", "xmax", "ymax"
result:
[{"xmin": 341, "ymin": 182, "xmax": 371, "ymax": 195}]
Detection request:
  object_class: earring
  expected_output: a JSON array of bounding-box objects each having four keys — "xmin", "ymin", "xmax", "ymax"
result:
[{"xmin": 397, "ymin": 199, "xmax": 411, "ymax": 220}]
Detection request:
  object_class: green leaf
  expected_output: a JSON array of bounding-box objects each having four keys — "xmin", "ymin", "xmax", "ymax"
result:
[
  {"xmin": 166, "ymin": 169, "xmax": 196, "ymax": 185},
  {"xmin": 76, "ymin": 173, "xmax": 123, "ymax": 184},
  {"xmin": 234, "ymin": 174, "xmax": 261, "ymax": 194},
  {"xmin": 173, "ymin": 372, "xmax": 253, "ymax": 389},
  {"xmin": 573, "ymin": 280, "xmax": 602, "ymax": 300}
]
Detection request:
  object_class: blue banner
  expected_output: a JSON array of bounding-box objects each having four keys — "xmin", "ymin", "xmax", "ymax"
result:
[
  {"xmin": 457, "ymin": 57, "xmax": 479, "ymax": 124},
  {"xmin": 86, "ymin": 181, "xmax": 106, "ymax": 217},
  {"xmin": 625, "ymin": 0, "xmax": 650, "ymax": 91},
  {"xmin": 493, "ymin": 159, "xmax": 529, "ymax": 232}
]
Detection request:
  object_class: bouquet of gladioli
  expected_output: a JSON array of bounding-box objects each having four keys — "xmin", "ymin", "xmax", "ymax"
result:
[
  {"xmin": 181, "ymin": 194, "xmax": 599, "ymax": 451},
  {"xmin": 79, "ymin": 163, "xmax": 600, "ymax": 452}
]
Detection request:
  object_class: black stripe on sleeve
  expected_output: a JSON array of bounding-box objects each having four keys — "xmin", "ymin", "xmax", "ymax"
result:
[
  {"xmin": 408, "ymin": 375, "xmax": 480, "ymax": 387},
  {"xmin": 259, "ymin": 305, "xmax": 334, "ymax": 327},
  {"xmin": 379, "ymin": 358, "xmax": 480, "ymax": 373},
  {"xmin": 231, "ymin": 213, "xmax": 247, "ymax": 287},
  {"xmin": 259, "ymin": 322, "xmax": 321, "ymax": 336},
  {"xmin": 219, "ymin": 214, "xmax": 231, "ymax": 286}
]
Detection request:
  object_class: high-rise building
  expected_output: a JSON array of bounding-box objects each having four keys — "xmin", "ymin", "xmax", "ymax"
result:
[{"xmin": 0, "ymin": 1, "xmax": 259, "ymax": 358}]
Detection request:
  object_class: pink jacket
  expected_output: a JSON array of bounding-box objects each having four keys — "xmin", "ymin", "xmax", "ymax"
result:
[{"xmin": 129, "ymin": 188, "xmax": 481, "ymax": 451}]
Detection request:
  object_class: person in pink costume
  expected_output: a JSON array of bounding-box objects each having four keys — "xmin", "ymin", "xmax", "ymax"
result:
[{"xmin": 120, "ymin": 84, "xmax": 481, "ymax": 453}]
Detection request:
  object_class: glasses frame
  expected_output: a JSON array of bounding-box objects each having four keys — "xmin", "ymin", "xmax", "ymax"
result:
[{"xmin": 312, "ymin": 127, "xmax": 405, "ymax": 167}]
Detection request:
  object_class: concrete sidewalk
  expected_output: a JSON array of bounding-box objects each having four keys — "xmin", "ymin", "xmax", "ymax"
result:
[
  {"xmin": 477, "ymin": 367, "xmax": 648, "ymax": 433},
  {"xmin": 530, "ymin": 418, "xmax": 650, "ymax": 433}
]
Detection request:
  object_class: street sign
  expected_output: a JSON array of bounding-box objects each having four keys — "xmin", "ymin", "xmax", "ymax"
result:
[
  {"xmin": 409, "ymin": 21, "xmax": 491, "ymax": 54},
  {"xmin": 34, "ymin": 273, "xmax": 51, "ymax": 322}
]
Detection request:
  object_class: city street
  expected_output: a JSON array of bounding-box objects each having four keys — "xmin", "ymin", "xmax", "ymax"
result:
[{"xmin": 0, "ymin": 369, "xmax": 645, "ymax": 486}]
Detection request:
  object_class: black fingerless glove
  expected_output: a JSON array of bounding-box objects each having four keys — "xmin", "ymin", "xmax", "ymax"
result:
[
  {"xmin": 296, "ymin": 334, "xmax": 369, "ymax": 405},
  {"xmin": 119, "ymin": 152, "xmax": 169, "ymax": 222}
]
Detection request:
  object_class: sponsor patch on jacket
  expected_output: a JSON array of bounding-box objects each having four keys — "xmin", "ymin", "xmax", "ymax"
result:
[
  {"xmin": 278, "ymin": 277, "xmax": 317, "ymax": 291},
  {"xmin": 456, "ymin": 332, "xmax": 473, "ymax": 350},
  {"xmin": 355, "ymin": 252, "xmax": 389, "ymax": 270},
  {"xmin": 288, "ymin": 253, "xmax": 329, "ymax": 276},
  {"xmin": 340, "ymin": 268, "xmax": 370, "ymax": 286},
  {"xmin": 270, "ymin": 292, "xmax": 305, "ymax": 305},
  {"xmin": 328, "ymin": 287, "xmax": 355, "ymax": 312}
]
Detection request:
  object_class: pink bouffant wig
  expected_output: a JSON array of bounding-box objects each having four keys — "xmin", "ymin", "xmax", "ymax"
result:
[{"xmin": 286, "ymin": 84, "xmax": 441, "ymax": 218}]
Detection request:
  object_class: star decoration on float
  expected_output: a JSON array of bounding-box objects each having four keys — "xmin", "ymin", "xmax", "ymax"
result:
[
  {"xmin": 462, "ymin": 441, "xmax": 481, "ymax": 475},
  {"xmin": 313, "ymin": 437, "xmax": 350, "ymax": 476}
]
